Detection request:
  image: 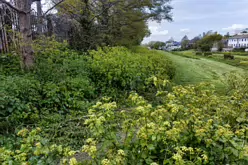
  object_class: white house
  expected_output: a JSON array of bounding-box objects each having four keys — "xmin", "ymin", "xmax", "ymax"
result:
[{"xmin": 228, "ymin": 34, "xmax": 248, "ymax": 48}]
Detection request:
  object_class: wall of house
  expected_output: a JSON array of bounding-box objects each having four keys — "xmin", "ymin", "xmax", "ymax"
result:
[{"xmin": 228, "ymin": 38, "xmax": 248, "ymax": 48}]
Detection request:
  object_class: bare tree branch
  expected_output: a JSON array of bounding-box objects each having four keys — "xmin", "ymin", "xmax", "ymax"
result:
[
  {"xmin": 43, "ymin": 0, "xmax": 65, "ymax": 16},
  {"xmin": 0, "ymin": 0, "xmax": 27, "ymax": 14}
]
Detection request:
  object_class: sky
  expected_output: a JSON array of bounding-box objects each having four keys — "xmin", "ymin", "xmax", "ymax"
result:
[{"xmin": 142, "ymin": 0, "xmax": 248, "ymax": 43}]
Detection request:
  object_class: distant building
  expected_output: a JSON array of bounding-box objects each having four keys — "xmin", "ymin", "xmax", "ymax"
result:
[
  {"xmin": 164, "ymin": 41, "xmax": 181, "ymax": 51},
  {"xmin": 228, "ymin": 34, "xmax": 248, "ymax": 48}
]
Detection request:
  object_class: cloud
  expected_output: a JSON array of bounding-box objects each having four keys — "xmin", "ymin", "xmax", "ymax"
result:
[
  {"xmin": 149, "ymin": 26, "xmax": 169, "ymax": 35},
  {"xmin": 180, "ymin": 28, "xmax": 190, "ymax": 33},
  {"xmin": 222, "ymin": 24, "xmax": 247, "ymax": 31}
]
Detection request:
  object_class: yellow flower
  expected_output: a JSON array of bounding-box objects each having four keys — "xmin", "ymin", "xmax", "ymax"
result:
[
  {"xmin": 101, "ymin": 159, "xmax": 111, "ymax": 165},
  {"xmin": 69, "ymin": 157, "xmax": 78, "ymax": 165},
  {"xmin": 117, "ymin": 149, "xmax": 125, "ymax": 156}
]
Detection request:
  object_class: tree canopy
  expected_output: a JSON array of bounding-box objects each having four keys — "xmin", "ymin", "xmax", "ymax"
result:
[
  {"xmin": 57, "ymin": 0, "xmax": 173, "ymax": 50},
  {"xmin": 197, "ymin": 34, "xmax": 223, "ymax": 52}
]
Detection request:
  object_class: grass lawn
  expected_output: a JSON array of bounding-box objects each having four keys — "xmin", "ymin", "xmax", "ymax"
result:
[{"xmin": 162, "ymin": 51, "xmax": 246, "ymax": 91}]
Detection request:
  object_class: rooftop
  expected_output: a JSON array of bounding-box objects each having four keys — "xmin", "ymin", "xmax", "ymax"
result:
[{"xmin": 229, "ymin": 34, "xmax": 248, "ymax": 39}]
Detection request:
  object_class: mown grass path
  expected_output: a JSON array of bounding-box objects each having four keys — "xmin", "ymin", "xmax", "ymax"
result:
[{"xmin": 162, "ymin": 52, "xmax": 245, "ymax": 89}]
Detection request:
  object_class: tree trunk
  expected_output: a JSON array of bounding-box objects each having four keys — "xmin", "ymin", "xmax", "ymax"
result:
[
  {"xmin": 36, "ymin": 0, "xmax": 42, "ymax": 34},
  {"xmin": 17, "ymin": 0, "xmax": 34, "ymax": 69}
]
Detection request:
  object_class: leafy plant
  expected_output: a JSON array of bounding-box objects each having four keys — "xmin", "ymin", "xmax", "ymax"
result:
[
  {"xmin": 81, "ymin": 80, "xmax": 248, "ymax": 164},
  {"xmin": 0, "ymin": 128, "xmax": 77, "ymax": 164},
  {"xmin": 88, "ymin": 47, "xmax": 175, "ymax": 97}
]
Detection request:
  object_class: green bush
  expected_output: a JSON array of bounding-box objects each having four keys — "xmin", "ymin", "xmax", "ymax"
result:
[
  {"xmin": 233, "ymin": 52, "xmax": 248, "ymax": 56},
  {"xmin": 88, "ymin": 47, "xmax": 175, "ymax": 95},
  {"xmin": 224, "ymin": 54, "xmax": 234, "ymax": 60},
  {"xmin": 195, "ymin": 52, "xmax": 202, "ymax": 55},
  {"xmin": 0, "ymin": 38, "xmax": 96, "ymax": 134},
  {"xmin": 2, "ymin": 81, "xmax": 248, "ymax": 164},
  {"xmin": 0, "ymin": 128, "xmax": 76, "ymax": 164},
  {"xmin": 233, "ymin": 48, "xmax": 246, "ymax": 52},
  {"xmin": 0, "ymin": 53, "xmax": 23, "ymax": 75},
  {"xmin": 240, "ymin": 61, "xmax": 248, "ymax": 65},
  {"xmin": 81, "ymin": 82, "xmax": 248, "ymax": 164},
  {"xmin": 223, "ymin": 52, "xmax": 232, "ymax": 55},
  {"xmin": 204, "ymin": 52, "xmax": 212, "ymax": 56}
]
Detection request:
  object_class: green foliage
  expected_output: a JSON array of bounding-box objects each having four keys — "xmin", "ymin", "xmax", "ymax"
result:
[
  {"xmin": 0, "ymin": 53, "xmax": 22, "ymax": 75},
  {"xmin": 0, "ymin": 128, "xmax": 76, "ymax": 164},
  {"xmin": 171, "ymin": 51, "xmax": 200, "ymax": 59},
  {"xmin": 232, "ymin": 52, "xmax": 248, "ymax": 56},
  {"xmin": 233, "ymin": 48, "xmax": 246, "ymax": 52},
  {"xmin": 181, "ymin": 40, "xmax": 190, "ymax": 50},
  {"xmin": 58, "ymin": 0, "xmax": 172, "ymax": 50},
  {"xmin": 204, "ymin": 52, "xmax": 212, "ymax": 56},
  {"xmin": 81, "ymin": 81, "xmax": 248, "ymax": 164},
  {"xmin": 197, "ymin": 34, "xmax": 223, "ymax": 52},
  {"xmin": 147, "ymin": 41, "xmax": 166, "ymax": 50},
  {"xmin": 195, "ymin": 52, "xmax": 202, "ymax": 55},
  {"xmin": 88, "ymin": 47, "xmax": 175, "ymax": 97},
  {"xmin": 0, "ymin": 37, "xmax": 95, "ymax": 134},
  {"xmin": 224, "ymin": 54, "xmax": 234, "ymax": 60}
]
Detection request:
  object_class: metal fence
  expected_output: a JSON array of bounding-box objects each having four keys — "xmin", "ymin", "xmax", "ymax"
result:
[
  {"xmin": 0, "ymin": 3, "xmax": 19, "ymax": 53},
  {"xmin": 0, "ymin": 3, "xmax": 46, "ymax": 54},
  {"xmin": 0, "ymin": 3, "xmax": 71, "ymax": 54}
]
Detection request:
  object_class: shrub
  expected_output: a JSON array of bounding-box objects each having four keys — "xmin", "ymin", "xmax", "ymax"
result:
[
  {"xmin": 223, "ymin": 52, "xmax": 232, "ymax": 55},
  {"xmin": 195, "ymin": 52, "xmax": 202, "ymax": 55},
  {"xmin": 88, "ymin": 47, "xmax": 175, "ymax": 95},
  {"xmin": 0, "ymin": 38, "xmax": 96, "ymax": 134},
  {"xmin": 0, "ymin": 128, "xmax": 76, "ymax": 164},
  {"xmin": 204, "ymin": 52, "xmax": 212, "ymax": 56},
  {"xmin": 81, "ymin": 82, "xmax": 248, "ymax": 165},
  {"xmin": 233, "ymin": 48, "xmax": 246, "ymax": 52},
  {"xmin": 224, "ymin": 54, "xmax": 234, "ymax": 60},
  {"xmin": 233, "ymin": 52, "xmax": 248, "ymax": 56},
  {"xmin": 240, "ymin": 61, "xmax": 248, "ymax": 65},
  {"xmin": 0, "ymin": 53, "xmax": 23, "ymax": 75}
]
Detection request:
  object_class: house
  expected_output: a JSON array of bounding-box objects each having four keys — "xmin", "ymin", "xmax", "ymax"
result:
[
  {"xmin": 228, "ymin": 34, "xmax": 248, "ymax": 48},
  {"xmin": 163, "ymin": 40, "xmax": 181, "ymax": 51}
]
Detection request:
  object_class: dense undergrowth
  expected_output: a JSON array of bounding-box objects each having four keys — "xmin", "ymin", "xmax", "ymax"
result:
[
  {"xmin": 1, "ymin": 38, "xmax": 248, "ymax": 164},
  {"xmin": 0, "ymin": 38, "xmax": 175, "ymax": 153}
]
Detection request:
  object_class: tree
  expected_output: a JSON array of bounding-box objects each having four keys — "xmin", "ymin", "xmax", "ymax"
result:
[
  {"xmin": 181, "ymin": 40, "xmax": 190, "ymax": 50},
  {"xmin": 181, "ymin": 35, "xmax": 189, "ymax": 50},
  {"xmin": 224, "ymin": 32, "xmax": 230, "ymax": 38},
  {"xmin": 148, "ymin": 41, "xmax": 166, "ymax": 50},
  {"xmin": 0, "ymin": 0, "xmax": 65, "ymax": 68},
  {"xmin": 57, "ymin": 0, "xmax": 173, "ymax": 50},
  {"xmin": 196, "ymin": 34, "xmax": 223, "ymax": 52}
]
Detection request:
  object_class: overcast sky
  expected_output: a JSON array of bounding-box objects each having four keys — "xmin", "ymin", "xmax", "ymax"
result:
[{"xmin": 142, "ymin": 0, "xmax": 248, "ymax": 43}]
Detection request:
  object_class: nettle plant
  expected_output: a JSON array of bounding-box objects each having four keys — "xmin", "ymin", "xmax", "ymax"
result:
[{"xmin": 82, "ymin": 78, "xmax": 248, "ymax": 165}]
